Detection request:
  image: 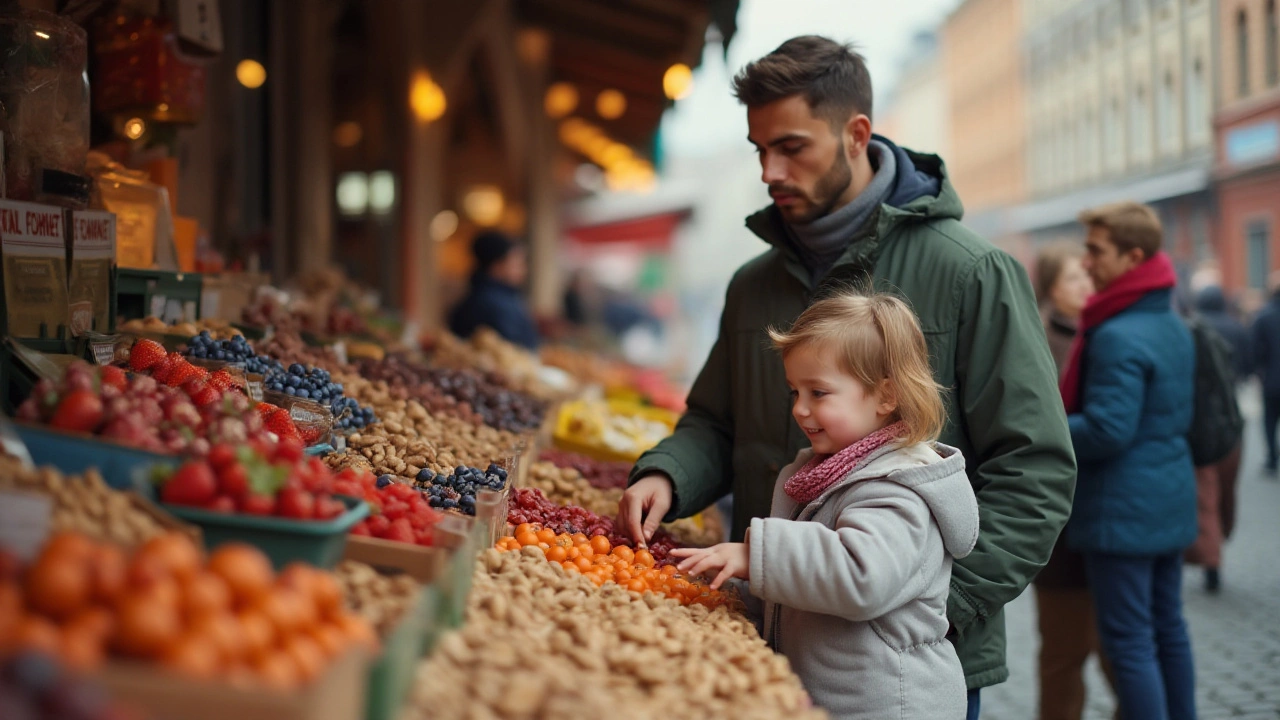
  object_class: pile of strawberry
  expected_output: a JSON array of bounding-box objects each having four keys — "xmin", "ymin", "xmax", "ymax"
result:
[
  {"xmin": 331, "ymin": 468, "xmax": 444, "ymax": 547},
  {"xmin": 156, "ymin": 441, "xmax": 349, "ymax": 520},
  {"xmin": 15, "ymin": 361, "xmax": 279, "ymax": 457}
]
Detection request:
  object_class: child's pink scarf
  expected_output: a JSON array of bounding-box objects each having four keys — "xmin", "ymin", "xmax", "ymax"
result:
[{"xmin": 784, "ymin": 422, "xmax": 908, "ymax": 505}]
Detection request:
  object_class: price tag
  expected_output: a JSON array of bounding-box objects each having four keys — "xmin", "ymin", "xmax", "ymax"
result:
[
  {"xmin": 246, "ymin": 379, "xmax": 264, "ymax": 402},
  {"xmin": 0, "ymin": 490, "xmax": 53, "ymax": 561},
  {"xmin": 334, "ymin": 434, "xmax": 347, "ymax": 452},
  {"xmin": 149, "ymin": 294, "xmax": 167, "ymax": 319},
  {"xmin": 91, "ymin": 341, "xmax": 116, "ymax": 365},
  {"xmin": 330, "ymin": 341, "xmax": 347, "ymax": 366}
]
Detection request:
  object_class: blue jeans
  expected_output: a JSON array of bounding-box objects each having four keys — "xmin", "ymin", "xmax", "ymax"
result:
[
  {"xmin": 1085, "ymin": 552, "xmax": 1197, "ymax": 720},
  {"xmin": 966, "ymin": 689, "xmax": 980, "ymax": 720}
]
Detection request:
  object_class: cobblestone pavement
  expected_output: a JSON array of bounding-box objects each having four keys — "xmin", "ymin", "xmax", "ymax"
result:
[{"xmin": 983, "ymin": 388, "xmax": 1280, "ymax": 720}]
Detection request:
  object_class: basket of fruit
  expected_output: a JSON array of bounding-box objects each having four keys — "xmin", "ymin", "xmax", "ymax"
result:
[
  {"xmin": 151, "ymin": 445, "xmax": 370, "ymax": 569},
  {"xmin": 552, "ymin": 398, "xmax": 678, "ymax": 464}
]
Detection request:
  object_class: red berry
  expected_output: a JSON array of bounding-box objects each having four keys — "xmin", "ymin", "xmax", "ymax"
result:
[
  {"xmin": 128, "ymin": 339, "xmax": 167, "ymax": 372},
  {"xmin": 239, "ymin": 493, "xmax": 276, "ymax": 516},
  {"xmin": 385, "ymin": 518, "xmax": 414, "ymax": 544},
  {"xmin": 413, "ymin": 527, "xmax": 435, "ymax": 546},
  {"xmin": 217, "ymin": 462, "xmax": 249, "ymax": 499},
  {"xmin": 367, "ymin": 515, "xmax": 391, "ymax": 537},
  {"xmin": 49, "ymin": 390, "xmax": 104, "ymax": 434},
  {"xmin": 100, "ymin": 365, "xmax": 127, "ymax": 391},
  {"xmin": 207, "ymin": 369, "xmax": 236, "ymax": 391},
  {"xmin": 350, "ymin": 522, "xmax": 371, "ymax": 537},
  {"xmin": 208, "ymin": 495, "xmax": 236, "ymax": 513},
  {"xmin": 314, "ymin": 497, "xmax": 345, "ymax": 520},
  {"xmin": 160, "ymin": 461, "xmax": 218, "ymax": 506},
  {"xmin": 208, "ymin": 444, "xmax": 236, "ymax": 470},
  {"xmin": 277, "ymin": 486, "xmax": 316, "ymax": 520},
  {"xmin": 272, "ymin": 437, "xmax": 305, "ymax": 465},
  {"xmin": 382, "ymin": 500, "xmax": 409, "ymax": 521}
]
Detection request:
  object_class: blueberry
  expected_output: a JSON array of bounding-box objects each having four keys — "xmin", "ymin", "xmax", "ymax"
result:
[
  {"xmin": 289, "ymin": 363, "xmax": 305, "ymax": 375},
  {"xmin": 442, "ymin": 498, "xmax": 458, "ymax": 509},
  {"xmin": 376, "ymin": 474, "xmax": 394, "ymax": 488},
  {"xmin": 297, "ymin": 389, "xmax": 310, "ymax": 399},
  {"xmin": 285, "ymin": 386, "xmax": 297, "ymax": 396},
  {"xmin": 428, "ymin": 496, "xmax": 442, "ymax": 508},
  {"xmin": 417, "ymin": 468, "xmax": 435, "ymax": 482}
]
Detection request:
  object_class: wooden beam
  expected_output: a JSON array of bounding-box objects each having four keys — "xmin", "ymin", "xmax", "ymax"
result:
[{"xmin": 520, "ymin": 0, "xmax": 685, "ymax": 52}]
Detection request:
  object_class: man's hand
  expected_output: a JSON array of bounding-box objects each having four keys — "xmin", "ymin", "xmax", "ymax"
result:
[
  {"xmin": 669, "ymin": 543, "xmax": 749, "ymax": 590},
  {"xmin": 617, "ymin": 473, "xmax": 674, "ymax": 546}
]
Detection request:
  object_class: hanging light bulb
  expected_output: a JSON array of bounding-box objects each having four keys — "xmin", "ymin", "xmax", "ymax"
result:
[
  {"xmin": 596, "ymin": 89, "xmax": 627, "ymax": 120},
  {"xmin": 544, "ymin": 82, "xmax": 579, "ymax": 119},
  {"xmin": 663, "ymin": 63, "xmax": 694, "ymax": 100},
  {"xmin": 410, "ymin": 70, "xmax": 447, "ymax": 123},
  {"xmin": 236, "ymin": 60, "xmax": 267, "ymax": 89}
]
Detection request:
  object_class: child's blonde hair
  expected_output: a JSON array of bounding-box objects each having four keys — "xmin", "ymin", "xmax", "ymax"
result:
[{"xmin": 768, "ymin": 292, "xmax": 946, "ymax": 446}]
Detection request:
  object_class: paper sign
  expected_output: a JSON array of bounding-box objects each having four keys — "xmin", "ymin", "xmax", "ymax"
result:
[
  {"xmin": 1, "ymin": 200, "xmax": 69, "ymax": 338},
  {"xmin": 0, "ymin": 490, "xmax": 53, "ymax": 561}
]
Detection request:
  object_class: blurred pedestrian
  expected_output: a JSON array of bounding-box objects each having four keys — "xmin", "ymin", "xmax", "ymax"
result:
[
  {"xmin": 1063, "ymin": 201, "xmax": 1197, "ymax": 720},
  {"xmin": 448, "ymin": 231, "xmax": 540, "ymax": 350},
  {"xmin": 1251, "ymin": 271, "xmax": 1280, "ymax": 479},
  {"xmin": 1186, "ymin": 286, "xmax": 1247, "ymax": 591},
  {"xmin": 617, "ymin": 36, "xmax": 1076, "ymax": 720},
  {"xmin": 1032, "ymin": 242, "xmax": 1110, "ymax": 720}
]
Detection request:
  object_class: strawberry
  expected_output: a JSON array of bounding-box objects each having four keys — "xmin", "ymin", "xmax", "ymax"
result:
[
  {"xmin": 265, "ymin": 410, "xmax": 302, "ymax": 443},
  {"xmin": 349, "ymin": 521, "xmax": 371, "ymax": 537},
  {"xmin": 272, "ymin": 437, "xmax": 305, "ymax": 464},
  {"xmin": 49, "ymin": 390, "xmax": 104, "ymax": 434},
  {"xmin": 239, "ymin": 493, "xmax": 277, "ymax": 516},
  {"xmin": 128, "ymin": 339, "xmax": 167, "ymax": 372},
  {"xmin": 159, "ymin": 461, "xmax": 218, "ymax": 506},
  {"xmin": 190, "ymin": 385, "xmax": 221, "ymax": 407},
  {"xmin": 100, "ymin": 365, "xmax": 127, "ymax": 391},
  {"xmin": 277, "ymin": 487, "xmax": 315, "ymax": 520},
  {"xmin": 315, "ymin": 496, "xmax": 346, "ymax": 521},
  {"xmin": 207, "ymin": 496, "xmax": 236, "ymax": 513},
  {"xmin": 164, "ymin": 360, "xmax": 201, "ymax": 388},
  {"xmin": 208, "ymin": 443, "xmax": 237, "ymax": 470},
  {"xmin": 366, "ymin": 515, "xmax": 391, "ymax": 537},
  {"xmin": 207, "ymin": 369, "xmax": 236, "ymax": 392},
  {"xmin": 385, "ymin": 518, "xmax": 415, "ymax": 544},
  {"xmin": 149, "ymin": 358, "xmax": 175, "ymax": 384},
  {"xmin": 217, "ymin": 462, "xmax": 250, "ymax": 498}
]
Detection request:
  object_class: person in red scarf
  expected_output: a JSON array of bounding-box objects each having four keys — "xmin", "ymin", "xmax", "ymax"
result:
[{"xmin": 1061, "ymin": 201, "xmax": 1198, "ymax": 720}]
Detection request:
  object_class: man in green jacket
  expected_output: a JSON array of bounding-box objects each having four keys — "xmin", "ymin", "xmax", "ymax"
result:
[{"xmin": 619, "ymin": 36, "xmax": 1076, "ymax": 716}]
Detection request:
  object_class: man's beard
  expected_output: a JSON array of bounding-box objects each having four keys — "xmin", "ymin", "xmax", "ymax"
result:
[{"xmin": 771, "ymin": 142, "xmax": 854, "ymax": 224}]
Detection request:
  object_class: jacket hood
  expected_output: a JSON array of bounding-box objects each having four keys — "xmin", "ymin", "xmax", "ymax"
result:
[
  {"xmin": 1195, "ymin": 285, "xmax": 1227, "ymax": 313},
  {"xmin": 745, "ymin": 137, "xmax": 963, "ymax": 250},
  {"xmin": 798, "ymin": 442, "xmax": 979, "ymax": 558}
]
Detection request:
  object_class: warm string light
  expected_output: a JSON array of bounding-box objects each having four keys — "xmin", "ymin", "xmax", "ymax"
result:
[{"xmin": 557, "ymin": 118, "xmax": 655, "ymax": 193}]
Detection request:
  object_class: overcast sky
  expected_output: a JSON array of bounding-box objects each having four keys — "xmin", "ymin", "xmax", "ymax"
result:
[{"xmin": 661, "ymin": 0, "xmax": 960, "ymax": 159}]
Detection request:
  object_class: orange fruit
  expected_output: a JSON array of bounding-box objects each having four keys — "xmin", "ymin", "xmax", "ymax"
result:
[
  {"xmin": 566, "ymin": 546, "xmax": 581, "ymax": 560},
  {"xmin": 514, "ymin": 523, "xmax": 537, "ymax": 537},
  {"xmin": 589, "ymin": 536, "xmax": 611, "ymax": 556},
  {"xmin": 59, "ymin": 625, "xmax": 105, "ymax": 672},
  {"xmin": 276, "ymin": 563, "xmax": 317, "ymax": 596},
  {"xmin": 545, "ymin": 546, "xmax": 568, "ymax": 563},
  {"xmin": 88, "ymin": 545, "xmax": 127, "ymax": 605},
  {"xmin": 237, "ymin": 609, "xmax": 277, "ymax": 662},
  {"xmin": 575, "ymin": 544, "xmax": 594, "ymax": 560},
  {"xmin": 190, "ymin": 612, "xmax": 246, "ymax": 665},
  {"xmin": 616, "ymin": 569, "xmax": 632, "ymax": 584},
  {"xmin": 561, "ymin": 561, "xmax": 580, "ymax": 574},
  {"xmin": 255, "ymin": 651, "xmax": 301, "ymax": 691},
  {"xmin": 334, "ymin": 612, "xmax": 377, "ymax": 652},
  {"xmin": 535, "ymin": 528, "xmax": 557, "ymax": 545},
  {"xmin": 611, "ymin": 546, "xmax": 634, "ymax": 564},
  {"xmin": 660, "ymin": 565, "xmax": 678, "ymax": 577},
  {"xmin": 627, "ymin": 578, "xmax": 647, "ymax": 593},
  {"xmin": 208, "ymin": 544, "xmax": 274, "ymax": 609},
  {"xmin": 0, "ymin": 584, "xmax": 22, "ymax": 650},
  {"xmin": 634, "ymin": 549, "xmax": 655, "ymax": 569},
  {"xmin": 255, "ymin": 590, "xmax": 302, "ymax": 638},
  {"xmin": 137, "ymin": 533, "xmax": 203, "ymax": 582},
  {"xmin": 180, "ymin": 572, "xmax": 232, "ymax": 622},
  {"xmin": 283, "ymin": 635, "xmax": 325, "ymax": 683},
  {"xmin": 25, "ymin": 550, "xmax": 91, "ymax": 621},
  {"xmin": 573, "ymin": 556, "xmax": 593, "ymax": 572},
  {"xmin": 112, "ymin": 589, "xmax": 181, "ymax": 658},
  {"xmin": 514, "ymin": 531, "xmax": 539, "ymax": 547},
  {"xmin": 42, "ymin": 532, "xmax": 94, "ymax": 563},
  {"xmin": 308, "ymin": 623, "xmax": 347, "ymax": 658},
  {"xmin": 310, "ymin": 572, "xmax": 343, "ymax": 619},
  {"xmin": 66, "ymin": 606, "xmax": 115, "ymax": 643},
  {"xmin": 12, "ymin": 615, "xmax": 61, "ymax": 655}
]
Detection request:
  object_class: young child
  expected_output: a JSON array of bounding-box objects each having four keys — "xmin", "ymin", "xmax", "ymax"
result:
[{"xmin": 670, "ymin": 292, "xmax": 979, "ymax": 720}]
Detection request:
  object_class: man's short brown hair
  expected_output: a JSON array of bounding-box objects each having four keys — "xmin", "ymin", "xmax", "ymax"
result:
[
  {"xmin": 1078, "ymin": 201, "xmax": 1163, "ymax": 259},
  {"xmin": 731, "ymin": 36, "xmax": 873, "ymax": 128}
]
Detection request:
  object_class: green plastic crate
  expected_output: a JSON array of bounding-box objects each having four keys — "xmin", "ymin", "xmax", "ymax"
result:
[
  {"xmin": 435, "ymin": 517, "xmax": 483, "ymax": 629},
  {"xmin": 364, "ymin": 584, "xmax": 436, "ymax": 720},
  {"xmin": 161, "ymin": 495, "xmax": 369, "ymax": 570}
]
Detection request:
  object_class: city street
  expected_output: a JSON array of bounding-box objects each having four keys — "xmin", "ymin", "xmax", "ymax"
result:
[{"xmin": 985, "ymin": 387, "xmax": 1280, "ymax": 719}]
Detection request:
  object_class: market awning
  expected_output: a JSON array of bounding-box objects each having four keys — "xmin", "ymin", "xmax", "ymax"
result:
[{"xmin": 566, "ymin": 210, "xmax": 691, "ymax": 251}]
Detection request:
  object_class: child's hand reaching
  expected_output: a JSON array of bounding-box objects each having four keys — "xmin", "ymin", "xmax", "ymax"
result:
[{"xmin": 669, "ymin": 543, "xmax": 748, "ymax": 590}]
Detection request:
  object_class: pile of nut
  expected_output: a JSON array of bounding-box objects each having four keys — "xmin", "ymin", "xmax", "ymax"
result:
[
  {"xmin": 402, "ymin": 549, "xmax": 824, "ymax": 720},
  {"xmin": 354, "ymin": 356, "xmax": 485, "ymax": 426},
  {"xmin": 323, "ymin": 374, "xmax": 524, "ymax": 479},
  {"xmin": 333, "ymin": 560, "xmax": 420, "ymax": 637},
  {"xmin": 429, "ymin": 329, "xmax": 563, "ymax": 404},
  {"xmin": 254, "ymin": 332, "xmax": 351, "ymax": 375},
  {"xmin": 0, "ymin": 457, "xmax": 171, "ymax": 547},
  {"xmin": 526, "ymin": 461, "xmax": 622, "ymax": 519}
]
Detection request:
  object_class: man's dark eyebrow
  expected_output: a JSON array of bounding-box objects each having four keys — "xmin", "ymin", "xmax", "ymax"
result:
[{"xmin": 748, "ymin": 134, "xmax": 809, "ymax": 149}]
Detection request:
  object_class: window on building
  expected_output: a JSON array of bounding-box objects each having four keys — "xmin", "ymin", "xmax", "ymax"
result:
[
  {"xmin": 1248, "ymin": 220, "xmax": 1272, "ymax": 289},
  {"xmin": 1131, "ymin": 84, "xmax": 1149, "ymax": 159},
  {"xmin": 1188, "ymin": 56, "xmax": 1206, "ymax": 141},
  {"xmin": 1157, "ymin": 69, "xmax": 1176, "ymax": 151},
  {"xmin": 1267, "ymin": 0, "xmax": 1278, "ymax": 87},
  {"xmin": 1239, "ymin": 9, "xmax": 1251, "ymax": 98}
]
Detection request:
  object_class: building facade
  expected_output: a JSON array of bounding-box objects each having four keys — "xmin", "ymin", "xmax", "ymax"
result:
[
  {"xmin": 1215, "ymin": 0, "xmax": 1280, "ymax": 295},
  {"xmin": 878, "ymin": 32, "xmax": 952, "ymax": 161},
  {"xmin": 1015, "ymin": 0, "xmax": 1217, "ymax": 273},
  {"xmin": 941, "ymin": 0, "xmax": 1028, "ymax": 233}
]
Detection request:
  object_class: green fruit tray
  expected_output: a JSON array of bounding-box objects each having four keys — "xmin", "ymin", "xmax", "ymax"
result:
[
  {"xmin": 365, "ymin": 583, "xmax": 438, "ymax": 720},
  {"xmin": 160, "ymin": 494, "xmax": 370, "ymax": 570},
  {"xmin": 13, "ymin": 422, "xmax": 172, "ymax": 491}
]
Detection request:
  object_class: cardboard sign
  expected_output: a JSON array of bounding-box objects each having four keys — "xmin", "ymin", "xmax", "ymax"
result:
[
  {"xmin": 174, "ymin": 0, "xmax": 225, "ymax": 55},
  {"xmin": 0, "ymin": 200, "xmax": 69, "ymax": 338},
  {"xmin": 0, "ymin": 489, "xmax": 52, "ymax": 561},
  {"xmin": 69, "ymin": 210, "xmax": 116, "ymax": 336}
]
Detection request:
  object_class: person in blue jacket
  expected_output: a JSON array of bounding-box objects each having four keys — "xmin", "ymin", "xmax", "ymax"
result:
[
  {"xmin": 1060, "ymin": 201, "xmax": 1198, "ymax": 720},
  {"xmin": 448, "ymin": 231, "xmax": 540, "ymax": 350}
]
